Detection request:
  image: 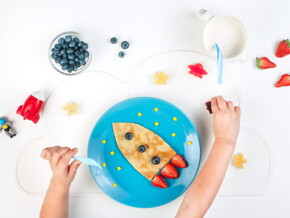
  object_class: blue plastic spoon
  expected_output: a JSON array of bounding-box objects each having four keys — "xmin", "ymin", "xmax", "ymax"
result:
[{"xmin": 73, "ymin": 156, "xmax": 101, "ymax": 168}]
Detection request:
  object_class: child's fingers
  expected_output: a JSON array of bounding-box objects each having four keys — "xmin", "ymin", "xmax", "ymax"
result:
[
  {"xmin": 68, "ymin": 160, "xmax": 81, "ymax": 180},
  {"xmin": 51, "ymin": 147, "xmax": 70, "ymax": 168},
  {"xmin": 216, "ymin": 96, "xmax": 227, "ymax": 110},
  {"xmin": 234, "ymin": 106, "xmax": 241, "ymax": 114},
  {"xmin": 41, "ymin": 146, "xmax": 60, "ymax": 160},
  {"xmin": 211, "ymin": 97, "xmax": 219, "ymax": 113},
  {"xmin": 58, "ymin": 148, "xmax": 78, "ymax": 170},
  {"xmin": 226, "ymin": 101, "xmax": 234, "ymax": 111}
]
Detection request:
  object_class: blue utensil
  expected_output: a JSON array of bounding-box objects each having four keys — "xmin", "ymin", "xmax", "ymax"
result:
[
  {"xmin": 214, "ymin": 43, "xmax": 223, "ymax": 84},
  {"xmin": 73, "ymin": 156, "xmax": 101, "ymax": 168}
]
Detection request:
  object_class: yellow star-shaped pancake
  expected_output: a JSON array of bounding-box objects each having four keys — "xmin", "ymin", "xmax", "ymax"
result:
[
  {"xmin": 63, "ymin": 102, "xmax": 79, "ymax": 116},
  {"xmin": 116, "ymin": 166, "xmax": 122, "ymax": 171},
  {"xmin": 233, "ymin": 153, "xmax": 247, "ymax": 169},
  {"xmin": 154, "ymin": 121, "xmax": 159, "ymax": 126},
  {"xmin": 153, "ymin": 71, "xmax": 169, "ymax": 85}
]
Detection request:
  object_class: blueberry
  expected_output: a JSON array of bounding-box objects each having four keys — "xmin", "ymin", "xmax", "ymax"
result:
[
  {"xmin": 69, "ymin": 41, "xmax": 76, "ymax": 47},
  {"xmin": 110, "ymin": 37, "xmax": 117, "ymax": 44},
  {"xmin": 78, "ymin": 42, "xmax": 83, "ymax": 47},
  {"xmin": 82, "ymin": 43, "xmax": 88, "ymax": 50},
  {"xmin": 73, "ymin": 37, "xmax": 79, "ymax": 43},
  {"xmin": 55, "ymin": 44, "xmax": 62, "ymax": 50},
  {"xmin": 62, "ymin": 64, "xmax": 68, "ymax": 70},
  {"xmin": 118, "ymin": 51, "xmax": 125, "ymax": 58},
  {"xmin": 52, "ymin": 48, "xmax": 59, "ymax": 55},
  {"xmin": 60, "ymin": 59, "xmax": 68, "ymax": 65},
  {"xmin": 74, "ymin": 50, "xmax": 80, "ymax": 57},
  {"xmin": 58, "ymin": 38, "xmax": 65, "ymax": 44},
  {"xmin": 79, "ymin": 48, "xmax": 85, "ymax": 52},
  {"xmin": 73, "ymin": 65, "xmax": 78, "ymax": 71},
  {"xmin": 55, "ymin": 57, "xmax": 61, "ymax": 63},
  {"xmin": 65, "ymin": 35, "xmax": 72, "ymax": 42},
  {"xmin": 56, "ymin": 53, "xmax": 62, "ymax": 57},
  {"xmin": 74, "ymin": 45, "xmax": 78, "ymax": 50},
  {"xmin": 125, "ymin": 132, "xmax": 133, "ymax": 140},
  {"xmin": 121, "ymin": 41, "xmax": 129, "ymax": 49},
  {"xmin": 68, "ymin": 54, "xmax": 75, "ymax": 60},
  {"xmin": 80, "ymin": 59, "xmax": 86, "ymax": 66},
  {"xmin": 69, "ymin": 60, "xmax": 75, "ymax": 65},
  {"xmin": 151, "ymin": 156, "xmax": 160, "ymax": 165},
  {"xmin": 67, "ymin": 48, "xmax": 74, "ymax": 54},
  {"xmin": 62, "ymin": 54, "xmax": 68, "ymax": 59},
  {"xmin": 79, "ymin": 53, "xmax": 85, "ymax": 60},
  {"xmin": 75, "ymin": 62, "xmax": 81, "ymax": 68},
  {"xmin": 60, "ymin": 49, "xmax": 66, "ymax": 55},
  {"xmin": 62, "ymin": 43, "xmax": 69, "ymax": 49},
  {"xmin": 84, "ymin": 51, "xmax": 89, "ymax": 58},
  {"xmin": 75, "ymin": 58, "xmax": 80, "ymax": 62},
  {"xmin": 138, "ymin": 145, "xmax": 146, "ymax": 153},
  {"xmin": 51, "ymin": 54, "xmax": 56, "ymax": 60}
]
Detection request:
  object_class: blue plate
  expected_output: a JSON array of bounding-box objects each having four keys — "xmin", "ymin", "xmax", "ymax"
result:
[{"xmin": 88, "ymin": 97, "xmax": 201, "ymax": 208}]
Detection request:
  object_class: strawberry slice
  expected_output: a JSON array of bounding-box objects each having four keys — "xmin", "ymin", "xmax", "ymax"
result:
[
  {"xmin": 276, "ymin": 39, "xmax": 290, "ymax": 58},
  {"xmin": 171, "ymin": 154, "xmax": 187, "ymax": 168},
  {"xmin": 275, "ymin": 74, "xmax": 290, "ymax": 88},
  {"xmin": 188, "ymin": 63, "xmax": 208, "ymax": 78},
  {"xmin": 256, "ymin": 57, "xmax": 276, "ymax": 70},
  {"xmin": 151, "ymin": 175, "xmax": 167, "ymax": 188},
  {"xmin": 161, "ymin": 163, "xmax": 179, "ymax": 179}
]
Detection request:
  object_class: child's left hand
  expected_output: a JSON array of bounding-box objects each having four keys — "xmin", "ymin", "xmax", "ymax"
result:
[{"xmin": 41, "ymin": 146, "xmax": 81, "ymax": 189}]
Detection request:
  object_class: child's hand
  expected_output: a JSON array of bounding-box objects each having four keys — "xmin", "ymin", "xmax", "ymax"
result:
[
  {"xmin": 41, "ymin": 146, "xmax": 81, "ymax": 189},
  {"xmin": 211, "ymin": 96, "xmax": 241, "ymax": 146}
]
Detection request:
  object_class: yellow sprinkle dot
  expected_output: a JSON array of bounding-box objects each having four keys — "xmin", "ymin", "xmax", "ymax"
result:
[
  {"xmin": 137, "ymin": 112, "xmax": 142, "ymax": 117},
  {"xmin": 113, "ymin": 183, "xmax": 117, "ymax": 187},
  {"xmin": 102, "ymin": 163, "xmax": 107, "ymax": 167},
  {"xmin": 101, "ymin": 140, "xmax": 106, "ymax": 144},
  {"xmin": 154, "ymin": 107, "xmax": 159, "ymax": 112},
  {"xmin": 116, "ymin": 166, "xmax": 122, "ymax": 171},
  {"xmin": 110, "ymin": 151, "xmax": 115, "ymax": 155},
  {"xmin": 172, "ymin": 117, "xmax": 178, "ymax": 121},
  {"xmin": 171, "ymin": 133, "xmax": 176, "ymax": 137},
  {"xmin": 154, "ymin": 121, "xmax": 159, "ymax": 126},
  {"xmin": 153, "ymin": 71, "xmax": 170, "ymax": 85},
  {"xmin": 187, "ymin": 141, "xmax": 193, "ymax": 145}
]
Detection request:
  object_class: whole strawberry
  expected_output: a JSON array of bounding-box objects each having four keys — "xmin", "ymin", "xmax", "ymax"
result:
[
  {"xmin": 256, "ymin": 57, "xmax": 276, "ymax": 70},
  {"xmin": 276, "ymin": 39, "xmax": 290, "ymax": 58}
]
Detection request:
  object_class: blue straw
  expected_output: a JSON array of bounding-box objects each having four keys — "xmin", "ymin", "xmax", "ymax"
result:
[{"xmin": 214, "ymin": 43, "xmax": 223, "ymax": 84}]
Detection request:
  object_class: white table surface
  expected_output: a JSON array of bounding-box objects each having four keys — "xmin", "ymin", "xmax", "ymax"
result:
[{"xmin": 1, "ymin": 0, "xmax": 290, "ymax": 217}]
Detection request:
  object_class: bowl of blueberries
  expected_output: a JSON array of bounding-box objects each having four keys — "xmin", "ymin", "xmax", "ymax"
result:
[{"xmin": 49, "ymin": 31, "xmax": 91, "ymax": 75}]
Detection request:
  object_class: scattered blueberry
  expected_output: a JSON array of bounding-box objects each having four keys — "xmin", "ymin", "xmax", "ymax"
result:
[
  {"xmin": 138, "ymin": 145, "xmax": 146, "ymax": 153},
  {"xmin": 65, "ymin": 35, "xmax": 72, "ymax": 42},
  {"xmin": 110, "ymin": 37, "xmax": 118, "ymax": 44},
  {"xmin": 51, "ymin": 34, "xmax": 90, "ymax": 74},
  {"xmin": 125, "ymin": 132, "xmax": 133, "ymax": 140},
  {"xmin": 118, "ymin": 51, "xmax": 125, "ymax": 58},
  {"xmin": 152, "ymin": 156, "xmax": 160, "ymax": 165},
  {"xmin": 121, "ymin": 41, "xmax": 129, "ymax": 49}
]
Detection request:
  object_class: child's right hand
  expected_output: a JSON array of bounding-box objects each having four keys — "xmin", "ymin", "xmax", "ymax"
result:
[
  {"xmin": 211, "ymin": 96, "xmax": 241, "ymax": 147},
  {"xmin": 41, "ymin": 146, "xmax": 81, "ymax": 189}
]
